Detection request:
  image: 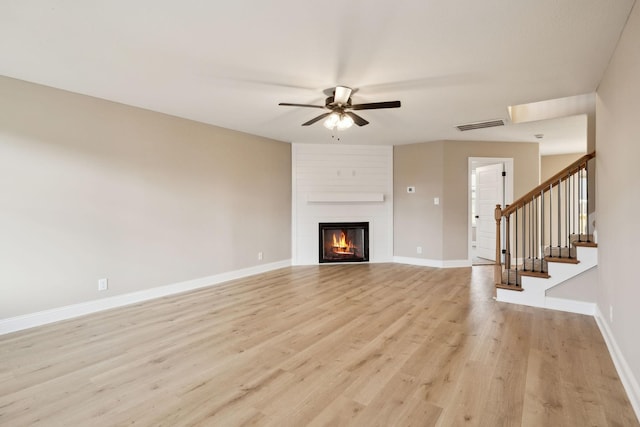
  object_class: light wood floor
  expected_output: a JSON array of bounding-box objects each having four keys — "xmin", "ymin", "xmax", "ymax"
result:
[{"xmin": 1, "ymin": 264, "xmax": 637, "ymax": 426}]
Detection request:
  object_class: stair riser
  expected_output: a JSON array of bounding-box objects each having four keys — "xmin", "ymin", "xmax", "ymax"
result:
[{"xmin": 498, "ymin": 246, "xmax": 597, "ymax": 291}]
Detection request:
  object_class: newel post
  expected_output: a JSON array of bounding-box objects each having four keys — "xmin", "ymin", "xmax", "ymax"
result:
[{"xmin": 494, "ymin": 204, "xmax": 502, "ymax": 286}]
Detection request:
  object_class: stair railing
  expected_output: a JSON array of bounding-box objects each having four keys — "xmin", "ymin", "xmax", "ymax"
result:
[{"xmin": 494, "ymin": 152, "xmax": 596, "ymax": 288}]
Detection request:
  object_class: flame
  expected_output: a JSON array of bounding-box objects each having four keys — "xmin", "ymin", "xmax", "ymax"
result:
[{"xmin": 332, "ymin": 231, "xmax": 354, "ymax": 254}]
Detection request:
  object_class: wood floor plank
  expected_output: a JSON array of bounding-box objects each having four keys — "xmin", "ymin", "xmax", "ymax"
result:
[
  {"xmin": 1, "ymin": 264, "xmax": 638, "ymax": 426},
  {"xmin": 349, "ymin": 372, "xmax": 422, "ymax": 426},
  {"xmin": 306, "ymin": 395, "xmax": 365, "ymax": 427},
  {"xmin": 477, "ymin": 309, "xmax": 533, "ymax": 425}
]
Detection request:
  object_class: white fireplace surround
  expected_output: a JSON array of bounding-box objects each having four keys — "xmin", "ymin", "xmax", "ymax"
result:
[{"xmin": 291, "ymin": 144, "xmax": 394, "ymax": 265}]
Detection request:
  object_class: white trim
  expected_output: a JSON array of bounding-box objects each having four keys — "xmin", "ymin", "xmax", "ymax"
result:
[
  {"xmin": 468, "ymin": 157, "xmax": 514, "ymax": 264},
  {"xmin": 291, "ymin": 144, "xmax": 299, "ymax": 266},
  {"xmin": 386, "ymin": 149, "xmax": 395, "ymax": 264},
  {"xmin": 442, "ymin": 259, "xmax": 473, "ymax": 268},
  {"xmin": 393, "ymin": 256, "xmax": 471, "ymax": 268},
  {"xmin": 544, "ymin": 297, "xmax": 595, "ymax": 315},
  {"xmin": 595, "ymin": 306, "xmax": 640, "ymax": 422},
  {"xmin": 0, "ymin": 260, "xmax": 291, "ymax": 336}
]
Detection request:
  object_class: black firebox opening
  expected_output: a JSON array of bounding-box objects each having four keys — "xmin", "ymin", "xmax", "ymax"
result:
[{"xmin": 319, "ymin": 222, "xmax": 369, "ymax": 263}]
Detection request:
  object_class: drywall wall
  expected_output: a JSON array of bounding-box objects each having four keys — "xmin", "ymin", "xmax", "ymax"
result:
[
  {"xmin": 546, "ymin": 266, "xmax": 597, "ymax": 302},
  {"xmin": 596, "ymin": 0, "xmax": 640, "ymax": 411},
  {"xmin": 394, "ymin": 140, "xmax": 539, "ymax": 261},
  {"xmin": 394, "ymin": 142, "xmax": 444, "ymax": 260},
  {"xmin": 541, "ymin": 153, "xmax": 584, "ymax": 181},
  {"xmin": 442, "ymin": 140, "xmax": 539, "ymax": 260},
  {"xmin": 0, "ymin": 76, "xmax": 291, "ymax": 318}
]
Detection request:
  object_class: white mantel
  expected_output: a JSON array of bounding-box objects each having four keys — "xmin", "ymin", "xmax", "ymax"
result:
[{"xmin": 291, "ymin": 144, "xmax": 393, "ymax": 265}]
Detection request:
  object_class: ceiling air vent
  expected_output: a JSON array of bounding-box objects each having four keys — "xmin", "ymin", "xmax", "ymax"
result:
[{"xmin": 456, "ymin": 119, "xmax": 505, "ymax": 132}]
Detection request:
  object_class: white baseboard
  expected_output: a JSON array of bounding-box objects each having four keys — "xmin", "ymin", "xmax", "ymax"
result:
[
  {"xmin": 595, "ymin": 306, "xmax": 640, "ymax": 422},
  {"xmin": 498, "ymin": 290, "xmax": 596, "ymax": 316},
  {"xmin": 442, "ymin": 259, "xmax": 473, "ymax": 268},
  {"xmin": 0, "ymin": 260, "xmax": 292, "ymax": 336},
  {"xmin": 393, "ymin": 256, "xmax": 472, "ymax": 268},
  {"xmin": 545, "ymin": 297, "xmax": 596, "ymax": 316}
]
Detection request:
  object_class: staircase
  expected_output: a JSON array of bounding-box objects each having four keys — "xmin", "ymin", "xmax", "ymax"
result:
[{"xmin": 494, "ymin": 152, "xmax": 597, "ymax": 313}]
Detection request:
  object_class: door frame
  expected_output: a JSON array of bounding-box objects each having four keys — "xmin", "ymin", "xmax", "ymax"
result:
[{"xmin": 468, "ymin": 157, "xmax": 514, "ymax": 264}]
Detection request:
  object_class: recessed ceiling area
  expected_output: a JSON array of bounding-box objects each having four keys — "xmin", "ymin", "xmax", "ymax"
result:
[
  {"xmin": 0, "ymin": 0, "xmax": 635, "ymax": 153},
  {"xmin": 499, "ymin": 114, "xmax": 588, "ymax": 156}
]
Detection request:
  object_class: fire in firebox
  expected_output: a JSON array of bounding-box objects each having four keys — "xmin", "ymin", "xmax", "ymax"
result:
[
  {"xmin": 319, "ymin": 222, "xmax": 369, "ymax": 263},
  {"xmin": 331, "ymin": 231, "xmax": 355, "ymax": 255}
]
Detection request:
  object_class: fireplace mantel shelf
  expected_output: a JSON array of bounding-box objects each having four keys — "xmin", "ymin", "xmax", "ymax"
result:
[{"xmin": 307, "ymin": 192, "xmax": 385, "ymax": 203}]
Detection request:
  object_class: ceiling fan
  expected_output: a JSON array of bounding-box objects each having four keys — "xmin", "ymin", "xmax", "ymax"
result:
[{"xmin": 278, "ymin": 86, "xmax": 401, "ymax": 130}]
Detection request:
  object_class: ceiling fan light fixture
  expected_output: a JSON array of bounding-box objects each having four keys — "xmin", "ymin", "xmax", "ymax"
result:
[
  {"xmin": 323, "ymin": 112, "xmax": 354, "ymax": 130},
  {"xmin": 337, "ymin": 114, "xmax": 354, "ymax": 130},
  {"xmin": 323, "ymin": 112, "xmax": 340, "ymax": 129}
]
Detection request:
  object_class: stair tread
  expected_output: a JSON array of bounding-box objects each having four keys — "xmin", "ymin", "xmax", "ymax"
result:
[
  {"xmin": 495, "ymin": 283, "xmax": 524, "ymax": 291},
  {"xmin": 573, "ymin": 241, "xmax": 597, "ymax": 248},
  {"xmin": 570, "ymin": 233, "xmax": 595, "ymax": 243},
  {"xmin": 545, "ymin": 257, "xmax": 580, "ymax": 264},
  {"xmin": 518, "ymin": 271, "xmax": 551, "ymax": 278}
]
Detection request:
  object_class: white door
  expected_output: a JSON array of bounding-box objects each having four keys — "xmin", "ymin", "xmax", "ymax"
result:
[{"xmin": 475, "ymin": 163, "xmax": 504, "ymax": 261}]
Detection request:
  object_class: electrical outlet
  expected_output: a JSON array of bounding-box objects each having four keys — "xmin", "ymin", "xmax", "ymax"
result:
[
  {"xmin": 98, "ymin": 278, "xmax": 108, "ymax": 291},
  {"xmin": 417, "ymin": 246, "xmax": 422, "ymax": 254},
  {"xmin": 609, "ymin": 305, "xmax": 613, "ymax": 323},
  {"xmin": 258, "ymin": 251, "xmax": 263, "ymax": 261}
]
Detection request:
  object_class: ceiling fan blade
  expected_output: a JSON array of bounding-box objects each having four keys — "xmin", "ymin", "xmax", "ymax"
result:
[
  {"xmin": 345, "ymin": 112, "xmax": 369, "ymax": 127},
  {"xmin": 302, "ymin": 112, "xmax": 332, "ymax": 126},
  {"xmin": 334, "ymin": 86, "xmax": 352, "ymax": 104},
  {"xmin": 350, "ymin": 101, "xmax": 401, "ymax": 110},
  {"xmin": 279, "ymin": 102, "xmax": 326, "ymax": 109}
]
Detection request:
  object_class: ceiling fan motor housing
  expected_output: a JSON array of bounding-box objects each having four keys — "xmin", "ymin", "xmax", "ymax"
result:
[{"xmin": 325, "ymin": 96, "xmax": 352, "ymax": 108}]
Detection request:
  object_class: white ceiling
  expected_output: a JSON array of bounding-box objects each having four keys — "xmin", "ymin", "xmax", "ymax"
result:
[{"xmin": 0, "ymin": 0, "xmax": 635, "ymax": 154}]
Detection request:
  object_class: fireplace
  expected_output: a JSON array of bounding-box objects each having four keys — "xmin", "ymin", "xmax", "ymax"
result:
[{"xmin": 319, "ymin": 222, "xmax": 369, "ymax": 263}]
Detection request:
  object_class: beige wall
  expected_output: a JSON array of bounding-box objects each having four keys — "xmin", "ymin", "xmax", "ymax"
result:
[
  {"xmin": 596, "ymin": 1, "xmax": 640, "ymax": 399},
  {"xmin": 394, "ymin": 142, "xmax": 444, "ymax": 260},
  {"xmin": 0, "ymin": 76, "xmax": 291, "ymax": 318},
  {"xmin": 540, "ymin": 153, "xmax": 584, "ymax": 181},
  {"xmin": 394, "ymin": 140, "xmax": 539, "ymax": 261},
  {"xmin": 546, "ymin": 267, "xmax": 597, "ymax": 302},
  {"xmin": 442, "ymin": 140, "xmax": 539, "ymax": 260}
]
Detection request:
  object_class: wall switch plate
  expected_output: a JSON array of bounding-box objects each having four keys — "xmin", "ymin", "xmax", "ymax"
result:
[
  {"xmin": 434, "ymin": 197, "xmax": 440, "ymax": 205},
  {"xmin": 98, "ymin": 278, "xmax": 108, "ymax": 291},
  {"xmin": 417, "ymin": 246, "xmax": 422, "ymax": 254},
  {"xmin": 407, "ymin": 186, "xmax": 415, "ymax": 193}
]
